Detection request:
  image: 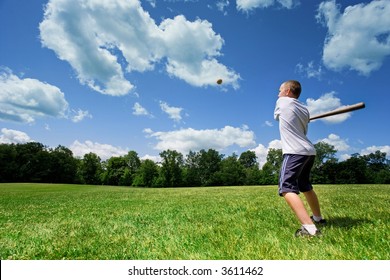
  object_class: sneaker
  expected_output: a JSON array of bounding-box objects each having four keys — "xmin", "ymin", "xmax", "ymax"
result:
[
  {"xmin": 310, "ymin": 216, "xmax": 327, "ymax": 225},
  {"xmin": 294, "ymin": 226, "xmax": 322, "ymax": 237}
]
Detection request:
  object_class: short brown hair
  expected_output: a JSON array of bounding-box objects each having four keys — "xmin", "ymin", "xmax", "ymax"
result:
[{"xmin": 284, "ymin": 80, "xmax": 301, "ymax": 98}]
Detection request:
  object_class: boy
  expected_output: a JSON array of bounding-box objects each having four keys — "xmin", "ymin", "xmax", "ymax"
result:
[{"xmin": 274, "ymin": 80, "xmax": 326, "ymax": 237}]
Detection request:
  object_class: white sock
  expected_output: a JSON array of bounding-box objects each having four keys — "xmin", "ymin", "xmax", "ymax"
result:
[
  {"xmin": 303, "ymin": 224, "xmax": 318, "ymax": 235},
  {"xmin": 312, "ymin": 215, "xmax": 323, "ymax": 222}
]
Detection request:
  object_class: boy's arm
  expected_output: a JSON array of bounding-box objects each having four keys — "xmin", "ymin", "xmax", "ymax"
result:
[{"xmin": 274, "ymin": 99, "xmax": 281, "ymax": 121}]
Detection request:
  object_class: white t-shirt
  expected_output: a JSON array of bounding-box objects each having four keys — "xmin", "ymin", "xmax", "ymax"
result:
[{"xmin": 274, "ymin": 97, "xmax": 316, "ymax": 155}]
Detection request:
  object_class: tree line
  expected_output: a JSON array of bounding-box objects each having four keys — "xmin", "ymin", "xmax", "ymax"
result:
[{"xmin": 0, "ymin": 142, "xmax": 389, "ymax": 187}]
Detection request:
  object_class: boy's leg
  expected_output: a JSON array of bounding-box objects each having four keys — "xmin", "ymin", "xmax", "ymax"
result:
[
  {"xmin": 298, "ymin": 156, "xmax": 323, "ymax": 219},
  {"xmin": 279, "ymin": 154, "xmax": 314, "ymax": 225},
  {"xmin": 303, "ymin": 190, "xmax": 322, "ymax": 218},
  {"xmin": 279, "ymin": 155, "xmax": 320, "ymax": 235},
  {"xmin": 283, "ymin": 192, "xmax": 313, "ymax": 225}
]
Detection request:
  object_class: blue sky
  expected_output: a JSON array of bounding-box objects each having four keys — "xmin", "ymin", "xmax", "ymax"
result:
[{"xmin": 0, "ymin": 0, "xmax": 389, "ymax": 166}]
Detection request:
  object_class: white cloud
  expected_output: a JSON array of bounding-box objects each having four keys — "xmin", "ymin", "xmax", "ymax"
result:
[
  {"xmin": 237, "ymin": 0, "xmax": 298, "ymax": 12},
  {"xmin": 339, "ymin": 153, "xmax": 351, "ymax": 162},
  {"xmin": 296, "ymin": 61, "xmax": 323, "ymax": 79},
  {"xmin": 70, "ymin": 140, "xmax": 128, "ymax": 160},
  {"xmin": 0, "ymin": 68, "xmax": 69, "ymax": 123},
  {"xmin": 264, "ymin": 120, "xmax": 273, "ymax": 127},
  {"xmin": 140, "ymin": 154, "xmax": 161, "ymax": 163},
  {"xmin": 251, "ymin": 139, "xmax": 281, "ymax": 168},
  {"xmin": 306, "ymin": 92, "xmax": 351, "ymax": 123},
  {"xmin": 71, "ymin": 109, "xmax": 92, "ymax": 123},
  {"xmin": 159, "ymin": 101, "xmax": 183, "ymax": 122},
  {"xmin": 0, "ymin": 128, "xmax": 33, "ymax": 144},
  {"xmin": 133, "ymin": 102, "xmax": 152, "ymax": 117},
  {"xmin": 216, "ymin": 1, "xmax": 230, "ymax": 15},
  {"xmin": 339, "ymin": 145, "xmax": 390, "ymax": 161},
  {"xmin": 252, "ymin": 143, "xmax": 267, "ymax": 167},
  {"xmin": 144, "ymin": 125, "xmax": 256, "ymax": 154},
  {"xmin": 146, "ymin": 0, "xmax": 156, "ymax": 8},
  {"xmin": 317, "ymin": 0, "xmax": 390, "ymax": 75},
  {"xmin": 268, "ymin": 139, "xmax": 282, "ymax": 150},
  {"xmin": 316, "ymin": 133, "xmax": 349, "ymax": 151},
  {"xmin": 39, "ymin": 0, "xmax": 239, "ymax": 96},
  {"xmin": 360, "ymin": 145, "xmax": 390, "ymax": 157},
  {"xmin": 161, "ymin": 15, "xmax": 241, "ymax": 89},
  {"xmin": 143, "ymin": 128, "xmax": 153, "ymax": 135}
]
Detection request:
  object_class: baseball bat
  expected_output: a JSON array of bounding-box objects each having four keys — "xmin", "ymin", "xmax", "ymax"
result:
[{"xmin": 309, "ymin": 102, "xmax": 365, "ymax": 121}]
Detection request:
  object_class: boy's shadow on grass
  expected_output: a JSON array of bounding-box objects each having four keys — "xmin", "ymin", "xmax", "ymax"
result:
[{"xmin": 327, "ymin": 217, "xmax": 370, "ymax": 229}]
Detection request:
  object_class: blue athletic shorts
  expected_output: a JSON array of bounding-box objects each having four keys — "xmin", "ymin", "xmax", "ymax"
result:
[{"xmin": 278, "ymin": 154, "xmax": 315, "ymax": 196}]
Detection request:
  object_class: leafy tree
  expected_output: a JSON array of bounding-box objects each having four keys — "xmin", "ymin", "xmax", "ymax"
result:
[
  {"xmin": 316, "ymin": 160, "xmax": 339, "ymax": 184},
  {"xmin": 239, "ymin": 150, "xmax": 258, "ymax": 168},
  {"xmin": 0, "ymin": 144, "xmax": 17, "ymax": 182},
  {"xmin": 260, "ymin": 148, "xmax": 282, "ymax": 185},
  {"xmin": 218, "ymin": 154, "xmax": 245, "ymax": 186},
  {"xmin": 362, "ymin": 151, "xmax": 390, "ymax": 183},
  {"xmin": 49, "ymin": 145, "xmax": 78, "ymax": 183},
  {"xmin": 15, "ymin": 142, "xmax": 49, "ymax": 182},
  {"xmin": 183, "ymin": 151, "xmax": 202, "ymax": 187},
  {"xmin": 79, "ymin": 152, "xmax": 102, "ymax": 185},
  {"xmin": 183, "ymin": 149, "xmax": 223, "ymax": 186},
  {"xmin": 336, "ymin": 154, "xmax": 367, "ymax": 184},
  {"xmin": 312, "ymin": 142, "xmax": 338, "ymax": 184},
  {"xmin": 197, "ymin": 149, "xmax": 223, "ymax": 186},
  {"xmin": 101, "ymin": 156, "xmax": 127, "ymax": 186},
  {"xmin": 99, "ymin": 152, "xmax": 141, "ymax": 186},
  {"xmin": 159, "ymin": 150, "xmax": 184, "ymax": 187},
  {"xmin": 133, "ymin": 159, "xmax": 159, "ymax": 187},
  {"xmin": 243, "ymin": 167, "xmax": 260, "ymax": 185},
  {"xmin": 2, "ymin": 141, "xmax": 390, "ymax": 186},
  {"xmin": 313, "ymin": 142, "xmax": 337, "ymax": 167},
  {"xmin": 119, "ymin": 168, "xmax": 133, "ymax": 186},
  {"xmin": 239, "ymin": 150, "xmax": 261, "ymax": 185},
  {"xmin": 373, "ymin": 169, "xmax": 390, "ymax": 184},
  {"xmin": 363, "ymin": 151, "xmax": 386, "ymax": 171},
  {"xmin": 122, "ymin": 151, "xmax": 141, "ymax": 185}
]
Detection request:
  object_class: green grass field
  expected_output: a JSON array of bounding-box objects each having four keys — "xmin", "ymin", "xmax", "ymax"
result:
[{"xmin": 0, "ymin": 183, "xmax": 389, "ymax": 260}]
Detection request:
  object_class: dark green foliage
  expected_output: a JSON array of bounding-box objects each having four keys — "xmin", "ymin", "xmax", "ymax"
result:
[
  {"xmin": 50, "ymin": 146, "xmax": 79, "ymax": 184},
  {"xmin": 1, "ymin": 141, "xmax": 389, "ymax": 186},
  {"xmin": 100, "ymin": 151, "xmax": 141, "ymax": 186},
  {"xmin": 0, "ymin": 143, "xmax": 18, "ymax": 181},
  {"xmin": 311, "ymin": 142, "xmax": 338, "ymax": 183},
  {"xmin": 183, "ymin": 151, "xmax": 202, "ymax": 187},
  {"xmin": 239, "ymin": 150, "xmax": 258, "ymax": 168},
  {"xmin": 159, "ymin": 150, "xmax": 184, "ymax": 187},
  {"xmin": 218, "ymin": 154, "xmax": 246, "ymax": 186},
  {"xmin": 132, "ymin": 159, "xmax": 159, "ymax": 187},
  {"xmin": 197, "ymin": 149, "xmax": 223, "ymax": 186},
  {"xmin": 183, "ymin": 149, "xmax": 223, "ymax": 187},
  {"xmin": 259, "ymin": 148, "xmax": 283, "ymax": 185},
  {"xmin": 78, "ymin": 153, "xmax": 102, "ymax": 185},
  {"xmin": 0, "ymin": 143, "xmax": 78, "ymax": 184}
]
